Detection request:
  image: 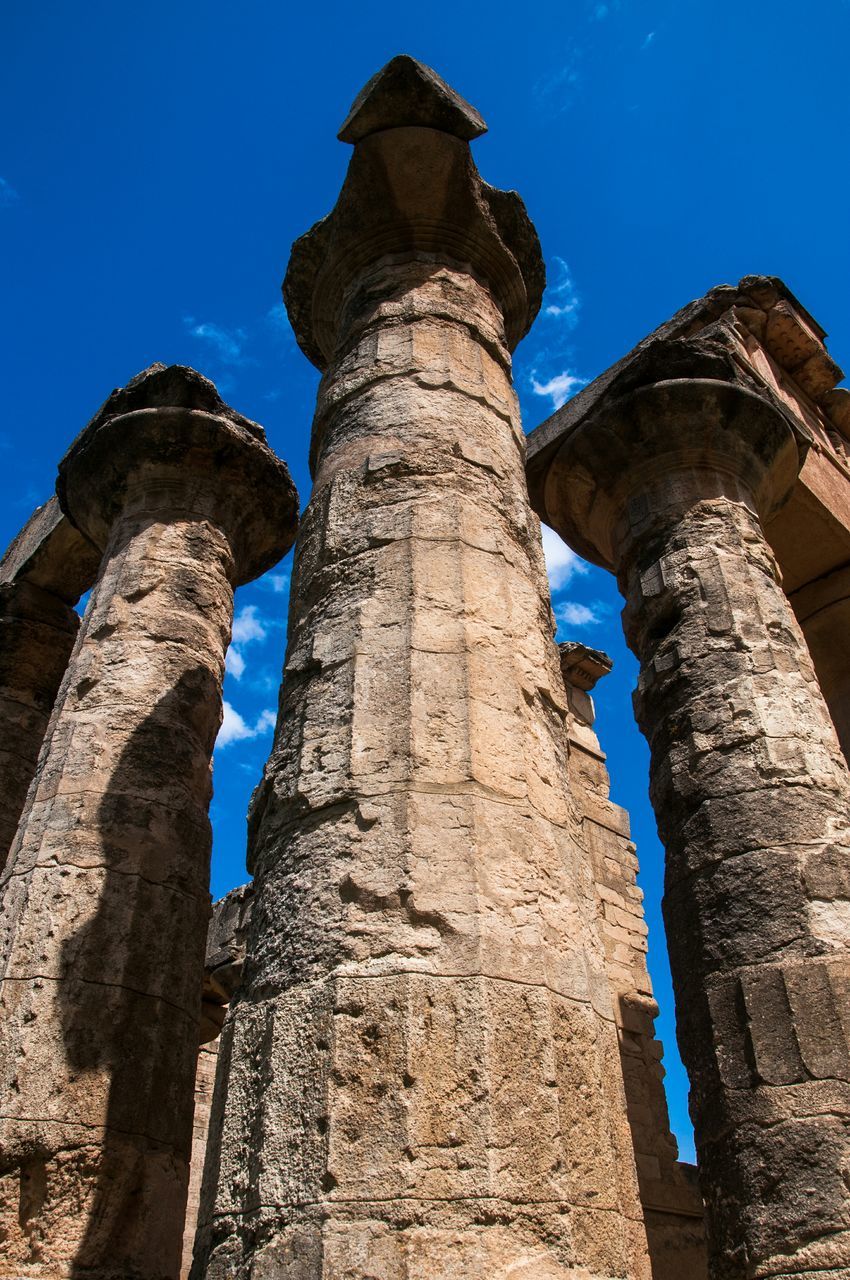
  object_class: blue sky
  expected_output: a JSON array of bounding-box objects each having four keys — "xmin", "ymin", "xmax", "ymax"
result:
[{"xmin": 4, "ymin": 0, "xmax": 850, "ymax": 1164}]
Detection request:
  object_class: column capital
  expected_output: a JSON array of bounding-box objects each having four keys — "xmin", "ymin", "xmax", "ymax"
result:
[
  {"xmin": 57, "ymin": 363, "xmax": 298, "ymax": 585},
  {"xmin": 540, "ymin": 375, "xmax": 801, "ymax": 571},
  {"xmin": 283, "ymin": 55, "xmax": 544, "ymax": 369}
]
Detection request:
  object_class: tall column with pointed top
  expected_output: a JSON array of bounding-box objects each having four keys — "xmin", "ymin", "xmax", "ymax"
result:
[
  {"xmin": 196, "ymin": 57, "xmax": 649, "ymax": 1280},
  {"xmin": 0, "ymin": 366, "xmax": 297, "ymax": 1278}
]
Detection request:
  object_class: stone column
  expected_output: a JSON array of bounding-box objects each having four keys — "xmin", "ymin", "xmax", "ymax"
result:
[
  {"xmin": 0, "ymin": 365, "xmax": 297, "ymax": 1278},
  {"xmin": 0, "ymin": 499, "xmax": 101, "ymax": 870},
  {"xmin": 539, "ymin": 376, "xmax": 850, "ymax": 1278},
  {"xmin": 195, "ymin": 57, "xmax": 649, "ymax": 1280},
  {"xmin": 791, "ymin": 564, "xmax": 850, "ymax": 766},
  {"xmin": 558, "ymin": 643, "xmax": 708, "ymax": 1280}
]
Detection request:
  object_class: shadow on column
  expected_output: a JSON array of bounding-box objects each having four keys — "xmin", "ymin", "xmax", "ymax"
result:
[{"xmin": 58, "ymin": 669, "xmax": 215, "ymax": 1278}]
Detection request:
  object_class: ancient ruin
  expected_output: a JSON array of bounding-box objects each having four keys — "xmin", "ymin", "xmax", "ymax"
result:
[{"xmin": 1, "ymin": 54, "xmax": 849, "ymax": 1280}]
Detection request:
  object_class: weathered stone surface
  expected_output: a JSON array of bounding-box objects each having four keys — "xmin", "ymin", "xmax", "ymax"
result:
[
  {"xmin": 182, "ymin": 1044, "xmax": 220, "ymax": 1280},
  {"xmin": 183, "ymin": 884, "xmax": 255, "ymax": 1276},
  {"xmin": 790, "ymin": 563, "xmax": 850, "ymax": 765},
  {"xmin": 0, "ymin": 366, "xmax": 297, "ymax": 1278},
  {"xmin": 200, "ymin": 881, "xmax": 254, "ymax": 1044},
  {"xmin": 527, "ymin": 271, "xmax": 850, "ymax": 779},
  {"xmin": 0, "ymin": 499, "xmax": 101, "ymax": 869},
  {"xmin": 559, "ymin": 644, "xmax": 708, "ymax": 1280},
  {"xmin": 338, "ymin": 54, "xmax": 487, "ymax": 144},
  {"xmin": 194, "ymin": 57, "xmax": 648, "ymax": 1280},
  {"xmin": 531, "ymin": 363, "xmax": 850, "ymax": 1277}
]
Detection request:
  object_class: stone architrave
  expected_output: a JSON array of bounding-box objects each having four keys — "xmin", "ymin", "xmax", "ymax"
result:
[
  {"xmin": 533, "ymin": 362, "xmax": 850, "ymax": 1277},
  {"xmin": 0, "ymin": 365, "xmax": 297, "ymax": 1278},
  {"xmin": 194, "ymin": 57, "xmax": 650, "ymax": 1280},
  {"xmin": 0, "ymin": 498, "xmax": 101, "ymax": 870}
]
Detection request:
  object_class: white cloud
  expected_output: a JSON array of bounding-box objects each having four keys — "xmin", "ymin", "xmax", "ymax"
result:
[
  {"xmin": 642, "ymin": 31, "xmax": 655, "ymax": 48},
  {"xmin": 232, "ymin": 604, "xmax": 267, "ymax": 645},
  {"xmin": 556, "ymin": 601, "xmax": 602, "ymax": 627},
  {"xmin": 216, "ymin": 700, "xmax": 277, "ymax": 749},
  {"xmin": 217, "ymin": 701, "xmax": 252, "ymax": 747},
  {"xmin": 183, "ymin": 317, "xmax": 247, "ymax": 364},
  {"xmin": 225, "ymin": 605, "xmax": 271, "ymax": 682},
  {"xmin": 0, "ymin": 178, "xmax": 19, "ymax": 207},
  {"xmin": 531, "ymin": 370, "xmax": 587, "ymax": 410},
  {"xmin": 225, "ymin": 647, "xmax": 246, "ymax": 679},
  {"xmin": 543, "ymin": 257, "xmax": 580, "ymax": 325},
  {"xmin": 260, "ymin": 571, "xmax": 290, "ymax": 595},
  {"xmin": 542, "ymin": 525, "xmax": 589, "ymax": 591}
]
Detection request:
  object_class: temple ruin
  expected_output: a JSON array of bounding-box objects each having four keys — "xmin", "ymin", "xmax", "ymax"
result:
[{"xmin": 0, "ymin": 54, "xmax": 848, "ymax": 1280}]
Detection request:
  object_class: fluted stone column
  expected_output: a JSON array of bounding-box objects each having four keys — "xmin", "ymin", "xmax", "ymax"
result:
[
  {"xmin": 791, "ymin": 564, "xmax": 850, "ymax": 766},
  {"xmin": 539, "ymin": 376, "xmax": 850, "ymax": 1278},
  {"xmin": 0, "ymin": 365, "xmax": 297, "ymax": 1278},
  {"xmin": 195, "ymin": 57, "xmax": 649, "ymax": 1280},
  {"xmin": 0, "ymin": 500, "xmax": 101, "ymax": 870}
]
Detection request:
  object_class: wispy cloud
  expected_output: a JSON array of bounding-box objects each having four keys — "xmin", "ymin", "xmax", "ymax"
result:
[
  {"xmin": 267, "ymin": 306, "xmax": 296, "ymax": 344},
  {"xmin": 225, "ymin": 648, "xmax": 246, "ymax": 679},
  {"xmin": 183, "ymin": 316, "xmax": 248, "ymax": 365},
  {"xmin": 216, "ymin": 701, "xmax": 276, "ymax": 749},
  {"xmin": 555, "ymin": 600, "xmax": 605, "ymax": 628},
  {"xmin": 642, "ymin": 31, "xmax": 655, "ymax": 49},
  {"xmin": 258, "ymin": 570, "xmax": 291, "ymax": 595},
  {"xmin": 542, "ymin": 524, "xmax": 589, "ymax": 591},
  {"xmin": 531, "ymin": 369, "xmax": 587, "ymax": 410},
  {"xmin": 534, "ymin": 53, "xmax": 583, "ymax": 109},
  {"xmin": 0, "ymin": 178, "xmax": 19, "ymax": 207},
  {"xmin": 543, "ymin": 257, "xmax": 581, "ymax": 325}
]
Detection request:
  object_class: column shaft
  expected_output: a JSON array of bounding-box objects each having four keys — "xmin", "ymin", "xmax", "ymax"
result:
[
  {"xmin": 546, "ymin": 381, "xmax": 850, "ymax": 1280},
  {"xmin": 622, "ymin": 476, "xmax": 850, "ymax": 1278},
  {"xmin": 0, "ymin": 369, "xmax": 297, "ymax": 1278},
  {"xmin": 197, "ymin": 256, "xmax": 647, "ymax": 1278},
  {"xmin": 0, "ymin": 581, "xmax": 79, "ymax": 869},
  {"xmin": 0, "ymin": 501, "xmax": 101, "ymax": 871},
  {"xmin": 0, "ymin": 507, "xmax": 232, "ymax": 1276}
]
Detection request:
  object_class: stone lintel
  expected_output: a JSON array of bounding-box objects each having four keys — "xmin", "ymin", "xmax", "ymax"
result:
[
  {"xmin": 526, "ymin": 275, "xmax": 849, "ymax": 562},
  {"xmin": 284, "ymin": 57, "xmax": 544, "ymax": 371},
  {"xmin": 58, "ymin": 364, "xmax": 299, "ymax": 586},
  {"xmin": 0, "ymin": 495, "xmax": 100, "ymax": 606}
]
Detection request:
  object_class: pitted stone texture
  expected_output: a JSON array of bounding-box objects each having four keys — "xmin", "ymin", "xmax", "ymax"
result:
[
  {"xmin": 540, "ymin": 376, "xmax": 850, "ymax": 1278},
  {"xmin": 338, "ymin": 54, "xmax": 487, "ymax": 144},
  {"xmin": 182, "ymin": 1044, "xmax": 220, "ymax": 1280},
  {"xmin": 625, "ymin": 490, "xmax": 850, "ymax": 1278},
  {"xmin": 559, "ymin": 644, "xmax": 708, "ymax": 1280},
  {"xmin": 195, "ymin": 254, "xmax": 648, "ymax": 1277},
  {"xmin": 0, "ymin": 500, "xmax": 100, "ymax": 870},
  {"xmin": 0, "ymin": 371, "xmax": 297, "ymax": 1278},
  {"xmin": 791, "ymin": 564, "xmax": 850, "ymax": 765}
]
